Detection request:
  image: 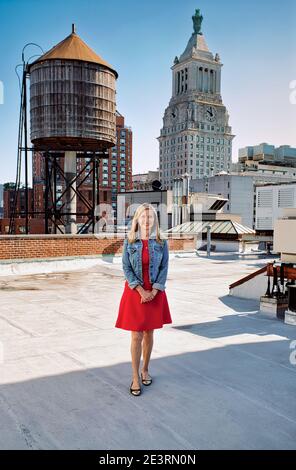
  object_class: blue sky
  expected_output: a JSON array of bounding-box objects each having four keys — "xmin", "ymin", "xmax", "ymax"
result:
[{"xmin": 0, "ymin": 0, "xmax": 295, "ymax": 183}]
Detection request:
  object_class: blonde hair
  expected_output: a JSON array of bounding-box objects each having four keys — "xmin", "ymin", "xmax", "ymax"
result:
[{"xmin": 127, "ymin": 203, "xmax": 163, "ymax": 244}]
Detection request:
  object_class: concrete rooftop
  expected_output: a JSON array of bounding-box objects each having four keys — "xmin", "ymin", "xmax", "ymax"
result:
[{"xmin": 0, "ymin": 252, "xmax": 295, "ymax": 450}]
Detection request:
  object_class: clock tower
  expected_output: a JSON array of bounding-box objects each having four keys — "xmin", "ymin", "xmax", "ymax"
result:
[{"xmin": 158, "ymin": 9, "xmax": 235, "ymax": 189}]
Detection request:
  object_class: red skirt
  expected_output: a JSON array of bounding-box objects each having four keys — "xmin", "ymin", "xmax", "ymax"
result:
[{"xmin": 115, "ymin": 239, "xmax": 172, "ymax": 331}]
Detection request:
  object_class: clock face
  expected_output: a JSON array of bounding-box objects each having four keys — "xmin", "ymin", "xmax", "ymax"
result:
[{"xmin": 205, "ymin": 106, "xmax": 216, "ymax": 122}]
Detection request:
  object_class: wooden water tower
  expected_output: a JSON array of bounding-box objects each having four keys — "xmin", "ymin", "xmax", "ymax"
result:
[{"xmin": 28, "ymin": 25, "xmax": 118, "ymax": 233}]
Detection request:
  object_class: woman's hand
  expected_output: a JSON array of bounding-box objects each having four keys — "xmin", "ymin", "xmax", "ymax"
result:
[
  {"xmin": 151, "ymin": 288, "xmax": 158, "ymax": 299},
  {"xmin": 136, "ymin": 286, "xmax": 157, "ymax": 303},
  {"xmin": 140, "ymin": 289, "xmax": 154, "ymax": 303},
  {"xmin": 145, "ymin": 288, "xmax": 159, "ymax": 302}
]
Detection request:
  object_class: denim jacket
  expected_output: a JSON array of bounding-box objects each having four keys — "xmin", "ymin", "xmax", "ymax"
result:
[{"xmin": 122, "ymin": 236, "xmax": 169, "ymax": 291}]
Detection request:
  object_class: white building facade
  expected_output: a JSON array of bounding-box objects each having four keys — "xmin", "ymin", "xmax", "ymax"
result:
[
  {"xmin": 256, "ymin": 183, "xmax": 296, "ymax": 231},
  {"xmin": 158, "ymin": 9, "xmax": 234, "ymax": 190},
  {"xmin": 191, "ymin": 174, "xmax": 254, "ymax": 228}
]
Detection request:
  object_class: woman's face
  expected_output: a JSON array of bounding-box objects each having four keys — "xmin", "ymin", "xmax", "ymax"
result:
[{"xmin": 138, "ymin": 208, "xmax": 155, "ymax": 232}]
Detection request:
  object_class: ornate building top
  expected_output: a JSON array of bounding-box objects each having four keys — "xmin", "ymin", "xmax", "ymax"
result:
[{"xmin": 175, "ymin": 9, "xmax": 220, "ymax": 65}]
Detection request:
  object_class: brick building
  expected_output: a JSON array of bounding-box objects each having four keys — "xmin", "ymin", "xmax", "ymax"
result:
[
  {"xmin": 1, "ymin": 183, "xmax": 45, "ymax": 234},
  {"xmin": 3, "ymin": 183, "xmax": 33, "ymax": 219}
]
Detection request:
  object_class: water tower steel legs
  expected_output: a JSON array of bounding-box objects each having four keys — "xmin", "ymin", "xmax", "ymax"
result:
[
  {"xmin": 92, "ymin": 155, "xmax": 98, "ymax": 233},
  {"xmin": 43, "ymin": 150, "xmax": 105, "ymax": 234},
  {"xmin": 64, "ymin": 151, "xmax": 77, "ymax": 234},
  {"xmin": 23, "ymin": 66, "xmax": 29, "ymax": 235},
  {"xmin": 44, "ymin": 156, "xmax": 49, "ymax": 234}
]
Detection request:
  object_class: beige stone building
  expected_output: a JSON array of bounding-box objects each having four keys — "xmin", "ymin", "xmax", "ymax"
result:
[{"xmin": 158, "ymin": 10, "xmax": 234, "ymax": 189}]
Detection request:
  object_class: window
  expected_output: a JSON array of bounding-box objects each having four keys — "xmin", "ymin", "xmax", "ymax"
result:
[{"xmin": 177, "ymin": 67, "xmax": 188, "ymax": 94}]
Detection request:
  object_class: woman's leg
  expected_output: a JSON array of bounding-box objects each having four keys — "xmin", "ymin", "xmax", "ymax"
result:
[
  {"xmin": 141, "ymin": 329, "xmax": 154, "ymax": 379},
  {"xmin": 131, "ymin": 331, "xmax": 144, "ymax": 388}
]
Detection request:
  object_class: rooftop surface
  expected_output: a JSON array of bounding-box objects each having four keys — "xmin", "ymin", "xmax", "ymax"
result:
[{"xmin": 0, "ymin": 253, "xmax": 295, "ymax": 450}]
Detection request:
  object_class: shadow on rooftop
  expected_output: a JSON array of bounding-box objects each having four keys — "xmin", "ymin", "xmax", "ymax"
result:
[
  {"xmin": 0, "ymin": 335, "xmax": 295, "ymax": 450},
  {"xmin": 173, "ymin": 311, "xmax": 296, "ymax": 341}
]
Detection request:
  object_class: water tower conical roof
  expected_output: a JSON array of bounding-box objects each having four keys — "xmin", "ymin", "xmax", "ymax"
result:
[{"xmin": 30, "ymin": 27, "xmax": 118, "ymax": 77}]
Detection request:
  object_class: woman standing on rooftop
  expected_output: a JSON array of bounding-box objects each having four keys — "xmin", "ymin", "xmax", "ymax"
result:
[{"xmin": 115, "ymin": 203, "xmax": 172, "ymax": 396}]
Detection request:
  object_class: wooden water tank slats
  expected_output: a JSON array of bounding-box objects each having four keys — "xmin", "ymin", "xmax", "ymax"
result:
[{"xmin": 29, "ymin": 60, "xmax": 117, "ymax": 151}]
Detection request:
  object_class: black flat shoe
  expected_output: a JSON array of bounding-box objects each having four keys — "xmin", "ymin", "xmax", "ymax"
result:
[
  {"xmin": 141, "ymin": 372, "xmax": 152, "ymax": 386},
  {"xmin": 130, "ymin": 380, "xmax": 141, "ymax": 396}
]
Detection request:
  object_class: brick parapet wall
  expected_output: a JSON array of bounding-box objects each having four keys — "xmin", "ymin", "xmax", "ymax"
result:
[{"xmin": 0, "ymin": 234, "xmax": 195, "ymax": 261}]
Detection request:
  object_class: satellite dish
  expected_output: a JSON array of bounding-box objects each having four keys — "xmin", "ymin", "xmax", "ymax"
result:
[{"xmin": 151, "ymin": 180, "xmax": 162, "ymax": 191}]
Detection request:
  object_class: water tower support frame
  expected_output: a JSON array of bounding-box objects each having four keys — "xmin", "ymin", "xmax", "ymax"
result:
[{"xmin": 43, "ymin": 150, "xmax": 107, "ymax": 234}]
